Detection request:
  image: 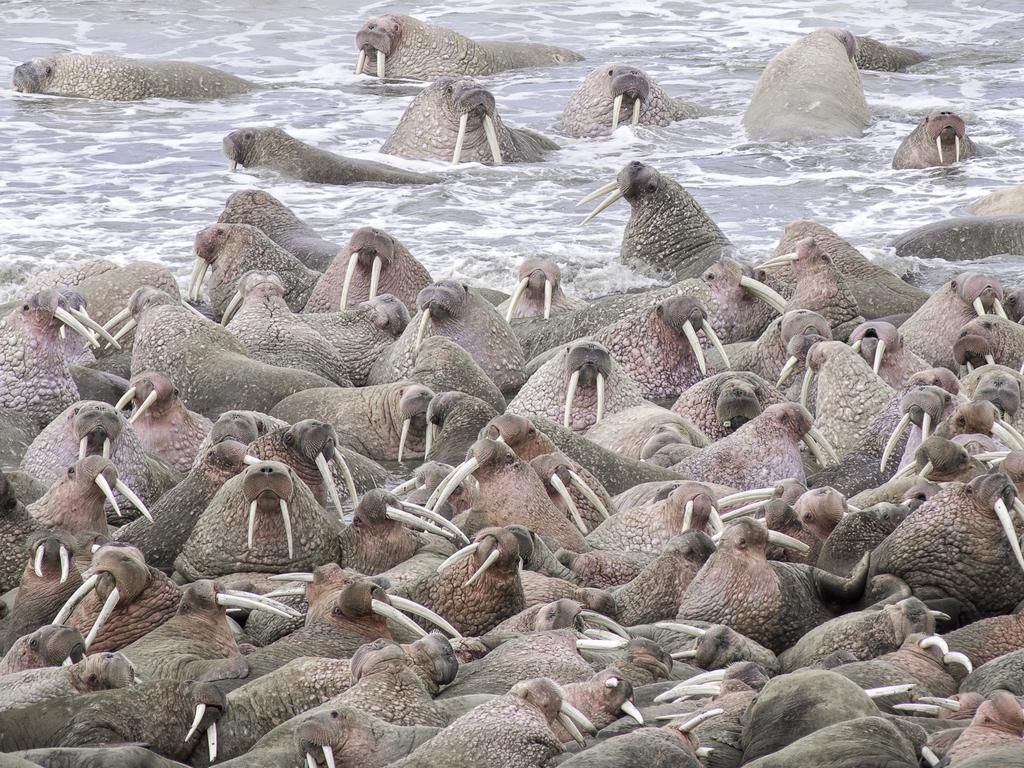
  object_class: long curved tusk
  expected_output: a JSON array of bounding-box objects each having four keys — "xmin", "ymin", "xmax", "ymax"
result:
[
  {"xmin": 567, "ymin": 470, "xmax": 610, "ymax": 519},
  {"xmin": 424, "ymin": 422, "xmax": 435, "ymax": 458},
  {"xmin": 620, "ymin": 699, "xmax": 643, "ymax": 724},
  {"xmin": 437, "ymin": 541, "xmax": 480, "ymax": 573},
  {"xmin": 737, "ymin": 276, "xmax": 788, "ymax": 314},
  {"xmin": 802, "ymin": 433, "xmax": 829, "ymax": 468},
  {"xmin": 322, "ymin": 744, "xmax": 336, "ymax": 768},
  {"xmin": 451, "ymin": 112, "xmax": 469, "ymax": 166},
  {"xmin": 807, "ymin": 426, "xmax": 838, "ymax": 464},
  {"xmin": 563, "ymin": 369, "xmax": 580, "ymax": 429},
  {"xmin": 776, "ymin": 355, "xmax": 799, "ymax": 388},
  {"xmin": 872, "ymin": 338, "xmax": 886, "ymax": 374},
  {"xmin": 397, "ymin": 418, "xmax": 410, "ymax": 463},
  {"xmin": 370, "ymin": 598, "xmax": 427, "ymax": 638},
  {"xmin": 114, "ymin": 386, "xmax": 136, "ymax": 413},
  {"xmin": 113, "ymin": 479, "xmax": 152, "ymax": 522},
  {"xmin": 339, "ymin": 251, "xmax": 359, "ymax": 309},
  {"xmin": 315, "ymin": 453, "xmax": 345, "ymax": 516},
  {"xmin": 880, "ymin": 413, "xmax": 912, "ymax": 473},
  {"xmin": 94, "ymin": 474, "xmax": 122, "ymax": 518},
  {"xmin": 216, "ymin": 591, "xmax": 301, "ymax": 619},
  {"xmin": 681, "ymin": 499, "xmax": 694, "ymax": 532},
  {"xmin": 400, "ymin": 500, "xmax": 470, "ymax": 544},
  {"xmin": 53, "ymin": 307, "xmax": 100, "ymax": 349},
  {"xmin": 482, "ymin": 115, "xmax": 503, "ymax": 165},
  {"xmin": 559, "ymin": 700, "xmax": 597, "ymax": 744},
  {"xmin": 757, "ymin": 251, "xmax": 798, "ymax": 270},
  {"xmin": 84, "ymin": 586, "xmax": 120, "ymax": 650},
  {"xmin": 33, "ymin": 544, "xmax": 45, "ymax": 578},
  {"xmin": 267, "ymin": 572, "xmax": 315, "ymax": 582},
  {"xmin": 676, "ymin": 708, "xmax": 724, "ymax": 733},
  {"xmin": 543, "ymin": 279, "xmax": 553, "ymax": 321},
  {"xmin": 390, "ymin": 477, "xmax": 421, "ymax": 497},
  {"xmin": 717, "ymin": 487, "xmax": 775, "ymax": 508},
  {"xmin": 280, "ymin": 499, "xmax": 294, "ymax": 559},
  {"xmin": 105, "ymin": 317, "xmax": 137, "ymax": 349},
  {"xmin": 720, "ymin": 498, "xmax": 770, "ymax": 521},
  {"xmin": 942, "ymin": 651, "xmax": 973, "ymax": 674},
  {"xmin": 994, "ymin": 498, "xmax": 1024, "ymax": 575},
  {"xmin": 577, "ymin": 180, "xmax": 618, "ymax": 207},
  {"xmin": 799, "ymin": 368, "xmax": 815, "ymax": 411},
  {"xmin": 701, "ymin": 319, "xmax": 729, "ymax": 370},
  {"xmin": 185, "ymin": 703, "xmax": 206, "ymax": 743},
  {"xmin": 581, "ymin": 610, "xmax": 629, "ymax": 639},
  {"xmin": 187, "ymin": 258, "xmax": 209, "ymax": 302},
  {"xmin": 580, "ymin": 188, "xmax": 625, "ymax": 225},
  {"xmin": 413, "ymin": 308, "xmax": 431, "ymax": 351},
  {"xmin": 682, "ymin": 320, "xmax": 707, "ymax": 376},
  {"xmin": 67, "ymin": 306, "xmax": 121, "ymax": 349},
  {"xmin": 333, "ymin": 449, "xmax": 359, "ymax": 508},
  {"xmin": 59, "ymin": 545, "xmax": 70, "ymax": 584},
  {"xmin": 864, "ymin": 683, "xmax": 915, "ymax": 698},
  {"xmin": 893, "ymin": 703, "xmax": 941, "ymax": 716},
  {"xmin": 935, "ymin": 135, "xmax": 944, "ymax": 165},
  {"xmin": 653, "ymin": 621, "xmax": 707, "ymax": 637},
  {"xmin": 993, "ymin": 298, "xmax": 1008, "ymax": 319},
  {"xmin": 504, "ymin": 277, "xmax": 530, "ymax": 322},
  {"xmin": 464, "ymin": 548, "xmax": 500, "ymax": 587},
  {"xmin": 102, "ymin": 307, "xmax": 130, "ymax": 332},
  {"xmin": 428, "ymin": 456, "xmax": 479, "ymax": 514},
  {"xmin": 631, "ymin": 98, "xmax": 641, "ymax": 126},
  {"xmin": 221, "ymin": 290, "xmax": 243, "ymax": 325},
  {"xmin": 129, "ymin": 390, "xmax": 159, "ymax": 424},
  {"xmin": 53, "ymin": 573, "xmax": 100, "ymax": 625},
  {"xmin": 611, "ymin": 93, "xmax": 623, "ymax": 132},
  {"xmin": 766, "ymin": 529, "xmax": 811, "ymax": 554},
  {"xmin": 368, "ymin": 256, "xmax": 382, "ymax": 301},
  {"xmin": 595, "ymin": 372, "xmax": 606, "ymax": 425},
  {"xmin": 551, "ymin": 473, "xmax": 588, "ymax": 535},
  {"xmin": 386, "ymin": 506, "xmax": 456, "ymax": 539},
  {"xmin": 387, "ymin": 594, "xmax": 462, "ymax": 637},
  {"xmin": 558, "ymin": 711, "xmax": 586, "ymax": 746}
]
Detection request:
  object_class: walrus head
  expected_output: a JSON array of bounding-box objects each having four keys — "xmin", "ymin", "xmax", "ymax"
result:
[
  {"xmin": 72, "ymin": 402, "xmax": 123, "ymax": 459},
  {"xmin": 924, "ymin": 109, "xmax": 968, "ymax": 162},
  {"xmin": 12, "ymin": 289, "xmax": 105, "ymax": 349},
  {"xmin": 355, "ymin": 14, "xmax": 404, "ymax": 77},
  {"xmin": 116, "ymin": 370, "xmax": 179, "ymax": 424},
  {"xmin": 849, "ymin": 320, "xmax": 902, "ymax": 374},
  {"xmin": 823, "ymin": 28, "xmax": 858, "ymax": 62},
  {"xmin": 433, "ymin": 77, "xmax": 504, "ymax": 165},
  {"xmin": 222, "ymin": 128, "xmax": 288, "ymax": 171},
  {"xmin": 562, "ymin": 341, "xmax": 613, "ymax": 429},
  {"xmin": 12, "ymin": 57, "xmax": 55, "ymax": 93},
  {"xmin": 715, "ymin": 378, "xmax": 763, "ymax": 433},
  {"xmin": 362, "ymin": 294, "xmax": 410, "ymax": 338},
  {"xmin": 337, "ymin": 227, "xmax": 400, "ymax": 307},
  {"xmin": 973, "ymin": 371, "xmax": 1021, "ymax": 418},
  {"xmin": 505, "ymin": 257, "xmax": 563, "ymax": 321},
  {"xmin": 953, "ymin": 272, "xmax": 1005, "ymax": 316},
  {"xmin": 241, "ymin": 460, "xmax": 297, "ymax": 558},
  {"xmin": 412, "ymin": 280, "xmax": 471, "ymax": 349}
]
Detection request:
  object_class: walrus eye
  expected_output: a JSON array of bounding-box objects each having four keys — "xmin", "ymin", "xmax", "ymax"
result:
[
  {"xmin": 67, "ymin": 467, "xmax": 76, "ymax": 478},
  {"xmin": 607, "ymin": 69, "xmax": 614, "ymax": 76},
  {"xmin": 30, "ymin": 639, "xmax": 39, "ymax": 651},
  {"xmin": 88, "ymin": 674, "xmax": 97, "ymax": 684},
  {"xmin": 21, "ymin": 303, "xmax": 30, "ymax": 311},
  {"xmin": 284, "ymin": 433, "xmax": 295, "ymax": 446},
  {"xmin": 331, "ymin": 710, "xmax": 339, "ymax": 718},
  {"xmin": 444, "ymin": 85, "xmax": 453, "ymax": 95},
  {"xmin": 44, "ymin": 65, "xmax": 52, "ymax": 76},
  {"xmin": 645, "ymin": 183, "xmax": 657, "ymax": 194},
  {"xmin": 243, "ymin": 132, "xmax": 253, "ymax": 141}
]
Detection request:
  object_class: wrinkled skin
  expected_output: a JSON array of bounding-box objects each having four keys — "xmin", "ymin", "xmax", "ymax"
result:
[
  {"xmin": 743, "ymin": 28, "xmax": 869, "ymax": 140},
  {"xmin": 353, "ymin": 13, "xmax": 582, "ymax": 79},
  {"xmin": 407, "ymin": 336, "xmax": 507, "ymax": 415},
  {"xmin": 217, "ymin": 188, "xmax": 340, "ymax": 272},
  {"xmin": 12, "ymin": 54, "xmax": 253, "ymax": 100},
  {"xmin": 509, "ymin": 341, "xmax": 645, "ymax": 433},
  {"xmin": 423, "ymin": 391, "xmax": 500, "ymax": 467},
  {"xmin": 678, "ymin": 519, "xmax": 865, "ymax": 654},
  {"xmin": 943, "ymin": 691, "xmax": 1024, "ymax": 765},
  {"xmin": 854, "ymin": 36, "xmax": 926, "ymax": 71},
  {"xmin": 0, "ymin": 680, "xmax": 225, "ymax": 761},
  {"xmin": 0, "ymin": 651, "xmax": 134, "ymax": 712},
  {"xmin": 955, "ymin": 316, "xmax": 1024, "ymax": 372},
  {"xmin": 763, "ymin": 236, "xmax": 860, "ymax": 327},
  {"xmin": 559, "ymin": 63, "xmax": 709, "ymax": 137},
  {"xmin": 4, "ymin": 532, "xmax": 82, "ymax": 647},
  {"xmin": 120, "ymin": 370, "xmax": 212, "ymax": 472},
  {"xmin": 0, "ymin": 472, "xmax": 46, "ymax": 593},
  {"xmin": 26, "ymin": 456, "xmax": 118, "ymax": 535},
  {"xmin": 816, "ymin": 503, "xmax": 908, "ymax": 577},
  {"xmin": 372, "ymin": 281, "xmax": 526, "ymax": 395},
  {"xmin": 306, "ymin": 227, "xmax": 432, "ymax": 312},
  {"xmin": 892, "ymin": 109, "xmax": 978, "ymax": 169},
  {"xmin": 894, "ymin": 216, "xmax": 1024, "ymax": 262},
  {"xmin": 848, "ymin": 321, "xmax": 929, "ymax": 389},
  {"xmin": 113, "ymin": 440, "xmax": 248, "ymax": 570},
  {"xmin": 729, "ymin": 309, "xmax": 829, "ymax": 389},
  {"xmin": 0, "ymin": 625, "xmax": 84, "ymax": 676},
  {"xmin": 382, "ymin": 77, "xmax": 557, "ymax": 164},
  {"xmin": 868, "ymin": 472, "xmax": 1024, "ymax": 621},
  {"xmin": 499, "ymin": 258, "xmax": 584, "ymax": 321},
  {"xmin": 223, "ymin": 126, "xmax": 438, "ymax": 185},
  {"xmin": 127, "ymin": 288, "xmax": 330, "ymax": 417},
  {"xmin": 744, "ymin": 716, "xmax": 921, "ymax": 768},
  {"xmin": 832, "ymin": 632, "xmax": 963, "ymax": 701},
  {"xmin": 587, "ymin": 405, "xmax": 706, "ymax": 461},
  {"xmin": 671, "ymin": 370, "xmax": 786, "ymax": 442},
  {"xmin": 398, "ymin": 527, "xmax": 526, "ymax": 636},
  {"xmin": 338, "ymin": 490, "xmax": 428, "ymax": 575},
  {"xmin": 586, "ymin": 483, "xmax": 715, "ymax": 553},
  {"xmin": 174, "ymin": 460, "xmax": 338, "ymax": 580},
  {"xmin": 670, "ymin": 402, "xmax": 816, "ymax": 490}
]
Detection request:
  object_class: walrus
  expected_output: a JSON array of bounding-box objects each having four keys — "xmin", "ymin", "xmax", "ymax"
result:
[
  {"xmin": 853, "ymin": 36, "xmax": 926, "ymax": 71},
  {"xmin": 892, "ymin": 109, "xmax": 978, "ymax": 169},
  {"xmin": 353, "ymin": 14, "xmax": 582, "ymax": 80},
  {"xmin": 892, "ymin": 215, "xmax": 1024, "ymax": 262},
  {"xmin": 743, "ymin": 28, "xmax": 869, "ymax": 140},
  {"xmin": 559, "ymin": 63, "xmax": 710, "ymax": 138},
  {"xmin": 381, "ymin": 77, "xmax": 558, "ymax": 165},
  {"xmin": 12, "ymin": 54, "xmax": 255, "ymax": 101},
  {"xmin": 968, "ymin": 184, "xmax": 1024, "ymax": 216},
  {"xmin": 222, "ymin": 127, "xmax": 439, "ymax": 185}
]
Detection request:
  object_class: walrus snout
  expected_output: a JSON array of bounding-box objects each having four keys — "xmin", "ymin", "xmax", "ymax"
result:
[
  {"xmin": 242, "ymin": 461, "xmax": 294, "ymax": 503},
  {"xmin": 715, "ymin": 382, "xmax": 762, "ymax": 431},
  {"xmin": 620, "ymin": 160, "xmax": 660, "ymax": 200},
  {"xmin": 12, "ymin": 59, "xmax": 51, "ymax": 93},
  {"xmin": 194, "ymin": 224, "xmax": 228, "ymax": 262},
  {"xmin": 609, "ymin": 67, "xmax": 650, "ymax": 103},
  {"xmin": 417, "ymin": 281, "xmax": 466, "ymax": 321},
  {"xmin": 452, "ymin": 81, "xmax": 496, "ymax": 116},
  {"xmin": 974, "ymin": 373, "xmax": 1021, "ymax": 417},
  {"xmin": 566, "ymin": 341, "xmax": 611, "ymax": 386},
  {"xmin": 356, "ymin": 15, "xmax": 399, "ymax": 56},
  {"xmin": 926, "ymin": 110, "xmax": 967, "ymax": 141},
  {"xmin": 364, "ymin": 294, "xmax": 409, "ymax": 337},
  {"xmin": 953, "ymin": 332, "xmax": 994, "ymax": 369}
]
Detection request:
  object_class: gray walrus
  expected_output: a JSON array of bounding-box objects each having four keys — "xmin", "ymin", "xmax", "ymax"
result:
[
  {"xmin": 353, "ymin": 14, "xmax": 582, "ymax": 80},
  {"xmin": 893, "ymin": 216, "xmax": 1024, "ymax": 261},
  {"xmin": 743, "ymin": 29, "xmax": 869, "ymax": 140},
  {"xmin": 13, "ymin": 54, "xmax": 255, "ymax": 101},
  {"xmin": 892, "ymin": 109, "xmax": 978, "ymax": 170},
  {"xmin": 222, "ymin": 127, "xmax": 439, "ymax": 186}
]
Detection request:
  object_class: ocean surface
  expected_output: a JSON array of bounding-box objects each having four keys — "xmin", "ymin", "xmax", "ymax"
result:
[{"xmin": 2, "ymin": 0, "xmax": 1023, "ymax": 303}]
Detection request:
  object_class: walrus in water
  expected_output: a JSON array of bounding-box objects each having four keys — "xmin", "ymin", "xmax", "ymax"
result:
[
  {"xmin": 222, "ymin": 127, "xmax": 439, "ymax": 186},
  {"xmin": 12, "ymin": 54, "xmax": 255, "ymax": 101},
  {"xmin": 382, "ymin": 77, "xmax": 558, "ymax": 165},
  {"xmin": 353, "ymin": 14, "xmax": 582, "ymax": 80},
  {"xmin": 743, "ymin": 28, "xmax": 869, "ymax": 140},
  {"xmin": 892, "ymin": 109, "xmax": 978, "ymax": 169},
  {"xmin": 560, "ymin": 63, "xmax": 711, "ymax": 138}
]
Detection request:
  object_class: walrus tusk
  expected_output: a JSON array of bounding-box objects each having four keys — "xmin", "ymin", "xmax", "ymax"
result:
[
  {"xmin": 333, "ymin": 448, "xmax": 359, "ymax": 508},
  {"xmin": 267, "ymin": 571, "xmax": 315, "ymax": 582},
  {"xmin": 702, "ymin": 319, "xmax": 729, "ymax": 370},
  {"xmin": 880, "ymin": 413, "xmax": 912, "ymax": 472},
  {"xmin": 53, "ymin": 306, "xmax": 101, "ymax": 349},
  {"xmin": 766, "ymin": 529, "xmax": 811, "ymax": 554},
  {"xmin": 216, "ymin": 590, "xmax": 301, "ymax": 619},
  {"xmin": 872, "ymin": 338, "xmax": 887, "ymax": 374},
  {"xmin": 595, "ymin": 372, "xmax": 606, "ymax": 425},
  {"xmin": 807, "ymin": 426, "xmax": 838, "ymax": 463},
  {"xmin": 620, "ymin": 699, "xmax": 644, "ymax": 724},
  {"xmin": 314, "ymin": 452, "xmax": 345, "ymax": 516},
  {"xmin": 401, "ymin": 500, "xmax": 470, "ymax": 543},
  {"xmin": 207, "ymin": 723, "xmax": 218, "ymax": 763},
  {"xmin": 921, "ymin": 412, "xmax": 932, "ymax": 442},
  {"xmin": 355, "ymin": 49, "xmax": 366, "ymax": 75},
  {"xmin": 33, "ymin": 544, "xmax": 45, "ymax": 578},
  {"xmin": 973, "ymin": 297, "xmax": 987, "ymax": 317},
  {"xmin": 654, "ymin": 675, "xmax": 723, "ymax": 703},
  {"xmin": 482, "ymin": 114, "xmax": 503, "ymax": 165},
  {"xmin": 709, "ymin": 506, "xmax": 725, "ymax": 533},
  {"xmin": 102, "ymin": 307, "xmax": 130, "ymax": 333},
  {"xmin": 581, "ymin": 610, "xmax": 629, "ymax": 639},
  {"xmin": 397, "ymin": 418, "xmax": 411, "ymax": 463},
  {"xmin": 94, "ymin": 474, "xmax": 123, "ymax": 518},
  {"xmin": 935, "ymin": 135, "xmax": 944, "ymax": 164},
  {"xmin": 339, "ymin": 250, "xmax": 360, "ymax": 309},
  {"xmin": 560, "ymin": 699, "xmax": 597, "ymax": 739},
  {"xmin": 543, "ymin": 279, "xmax": 553, "ymax": 320},
  {"xmin": 942, "ymin": 651, "xmax": 973, "ymax": 673},
  {"xmin": 376, "ymin": 50, "xmax": 385, "ymax": 79},
  {"xmin": 187, "ymin": 258, "xmax": 209, "ymax": 302},
  {"xmin": 893, "ymin": 703, "xmax": 941, "ymax": 716},
  {"xmin": 464, "ymin": 548, "xmax": 500, "ymax": 587},
  {"xmin": 387, "ymin": 594, "xmax": 462, "ymax": 637},
  {"xmin": 563, "ymin": 369, "xmax": 580, "ymax": 429},
  {"xmin": 681, "ymin": 499, "xmax": 694, "ymax": 531},
  {"xmin": 682, "ymin": 320, "xmax": 707, "ymax": 376},
  {"xmin": 717, "ymin": 487, "xmax": 775, "ymax": 508},
  {"xmin": 504, "ymin": 277, "xmax": 530, "ymax": 322},
  {"xmin": 115, "ymin": 387, "xmax": 136, "ymax": 414},
  {"xmin": 756, "ymin": 251, "xmax": 798, "ymax": 270},
  {"xmin": 437, "ymin": 541, "xmax": 480, "ymax": 573},
  {"xmin": 577, "ymin": 180, "xmax": 618, "ymax": 207},
  {"xmin": 67, "ymin": 306, "xmax": 121, "ymax": 349},
  {"xmin": 105, "ymin": 317, "xmax": 137, "ymax": 349},
  {"xmin": 719, "ymin": 498, "xmax": 769, "ymax": 521},
  {"xmin": 391, "ymin": 477, "xmax": 421, "ymax": 497},
  {"xmin": 114, "ymin": 479, "xmax": 153, "ymax": 522},
  {"xmin": 799, "ymin": 368, "xmax": 815, "ymax": 410},
  {"xmin": 221, "ymin": 290, "xmax": 243, "ymax": 325},
  {"xmin": 994, "ymin": 498, "xmax": 1024, "ymax": 575},
  {"xmin": 864, "ymin": 683, "xmax": 915, "ymax": 698},
  {"xmin": 580, "ymin": 186, "xmax": 625, "ymax": 225},
  {"xmin": 280, "ymin": 499, "xmax": 294, "ymax": 559},
  {"xmin": 84, "ymin": 586, "xmax": 120, "ymax": 650},
  {"xmin": 611, "ymin": 93, "xmax": 623, "ymax": 132},
  {"xmin": 568, "ymin": 470, "xmax": 610, "ymax": 519},
  {"xmin": 550, "ymin": 473, "xmax": 588, "ymax": 535},
  {"xmin": 737, "ymin": 276, "xmax": 788, "ymax": 314},
  {"xmin": 428, "ymin": 456, "xmax": 479, "ymax": 514},
  {"xmin": 993, "ymin": 298, "xmax": 1008, "ymax": 319},
  {"xmin": 584, "ymin": 627, "xmax": 624, "ymax": 644},
  {"xmin": 632, "ymin": 97, "xmax": 641, "ymax": 126},
  {"xmin": 670, "ymin": 648, "xmax": 698, "ymax": 659},
  {"xmin": 370, "ymin": 598, "xmax": 428, "ymax": 638},
  {"xmin": 893, "ymin": 458, "xmax": 928, "ymax": 480},
  {"xmin": 994, "ymin": 420, "xmax": 1024, "ymax": 450},
  {"xmin": 955, "ymin": 135, "xmax": 961, "ymax": 163},
  {"xmin": 413, "ymin": 308, "xmax": 432, "ymax": 351},
  {"xmin": 918, "ymin": 696, "xmax": 961, "ymax": 711},
  {"xmin": 185, "ymin": 703, "xmax": 206, "ymax": 743},
  {"xmin": 653, "ymin": 621, "xmax": 707, "ymax": 637},
  {"xmin": 53, "ymin": 573, "xmax": 100, "ymax": 625},
  {"xmin": 922, "ymin": 746, "xmax": 940, "ymax": 767},
  {"xmin": 424, "ymin": 422, "xmax": 435, "ymax": 457},
  {"xmin": 985, "ymin": 353, "xmax": 995, "ymax": 366},
  {"xmin": 386, "ymin": 506, "xmax": 456, "ymax": 540},
  {"xmin": 59, "ymin": 544, "xmax": 70, "ymax": 584},
  {"xmin": 451, "ymin": 112, "xmax": 469, "ymax": 166},
  {"xmin": 676, "ymin": 708, "xmax": 724, "ymax": 733},
  {"xmin": 247, "ymin": 500, "xmax": 257, "ymax": 550},
  {"xmin": 777, "ymin": 356, "xmax": 799, "ymax": 388},
  {"xmin": 662, "ymin": 684, "xmax": 722, "ymax": 702},
  {"xmin": 129, "ymin": 390, "xmax": 159, "ymax": 424},
  {"xmin": 802, "ymin": 432, "xmax": 829, "ymax": 468}
]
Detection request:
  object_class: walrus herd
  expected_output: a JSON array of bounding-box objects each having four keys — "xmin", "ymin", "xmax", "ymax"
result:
[{"xmin": 4, "ymin": 10, "xmax": 1024, "ymax": 768}]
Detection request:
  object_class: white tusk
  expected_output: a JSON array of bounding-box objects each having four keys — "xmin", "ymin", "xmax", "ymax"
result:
[
  {"xmin": 386, "ymin": 506, "xmax": 456, "ymax": 539},
  {"xmin": 921, "ymin": 412, "xmax": 932, "ymax": 443},
  {"xmin": 719, "ymin": 498, "xmax": 769, "ymax": 521},
  {"xmin": 105, "ymin": 317, "xmax": 137, "ymax": 349},
  {"xmin": 68, "ymin": 306, "xmax": 121, "ymax": 349},
  {"xmin": 390, "ymin": 477, "xmax": 421, "ymax": 497},
  {"xmin": 370, "ymin": 598, "xmax": 427, "ymax": 638},
  {"xmin": 322, "ymin": 744, "xmax": 336, "ymax": 768},
  {"xmin": 581, "ymin": 610, "xmax": 630, "ymax": 639},
  {"xmin": 102, "ymin": 307, "xmax": 130, "ymax": 332},
  {"xmin": 400, "ymin": 500, "xmax": 470, "ymax": 544},
  {"xmin": 994, "ymin": 498, "xmax": 1024, "ymax": 575},
  {"xmin": 580, "ymin": 188, "xmax": 625, "ymax": 225},
  {"xmin": 355, "ymin": 49, "xmax": 366, "ymax": 75},
  {"xmin": 799, "ymin": 368, "xmax": 815, "ymax": 411},
  {"xmin": 113, "ymin": 479, "xmax": 152, "ymax": 522},
  {"xmin": 280, "ymin": 499, "xmax": 294, "ymax": 559},
  {"xmin": 955, "ymin": 135, "xmax": 961, "ymax": 163},
  {"xmin": 595, "ymin": 372, "xmax": 606, "ymax": 425},
  {"xmin": 247, "ymin": 500, "xmax": 257, "ymax": 550},
  {"xmin": 620, "ymin": 700, "xmax": 643, "ymax": 724},
  {"xmin": 339, "ymin": 251, "xmax": 359, "ymax": 310},
  {"xmin": 777, "ymin": 356, "xmax": 799, "ymax": 388},
  {"xmin": 543, "ymin": 279, "xmax": 553, "ymax": 321},
  {"xmin": 611, "ymin": 93, "xmax": 623, "ymax": 133},
  {"xmin": 53, "ymin": 307, "xmax": 100, "ymax": 348},
  {"xmin": 413, "ymin": 308, "xmax": 431, "ymax": 352},
  {"xmin": 653, "ymin": 621, "xmax": 707, "ymax": 637},
  {"xmin": 376, "ymin": 50, "xmax": 385, "ymax": 78},
  {"xmin": 670, "ymin": 649, "xmax": 698, "ymax": 659},
  {"xmin": 333, "ymin": 449, "xmax": 359, "ymax": 508},
  {"xmin": 53, "ymin": 573, "xmax": 99, "ymax": 625},
  {"xmin": 216, "ymin": 592, "xmax": 300, "ymax": 619},
  {"xmin": 993, "ymin": 298, "xmax": 1008, "ymax": 319},
  {"xmin": 942, "ymin": 651, "xmax": 973, "ymax": 674},
  {"xmin": 33, "ymin": 544, "xmax": 45, "ymax": 578},
  {"xmin": 568, "ymin": 470, "xmax": 610, "ymax": 519},
  {"xmin": 717, "ymin": 488, "xmax": 775, "ymax": 508},
  {"xmin": 864, "ymin": 683, "xmax": 915, "ymax": 698},
  {"xmin": 368, "ymin": 256, "xmax": 382, "ymax": 301},
  {"xmin": 576, "ymin": 636, "xmax": 626, "ymax": 650},
  {"xmin": 631, "ymin": 97, "xmax": 641, "ymax": 126},
  {"xmin": 482, "ymin": 114, "xmax": 503, "ymax": 165},
  {"xmin": 221, "ymin": 290, "xmax": 243, "ymax": 325},
  {"xmin": 681, "ymin": 499, "xmax": 694, "ymax": 532},
  {"xmin": 973, "ymin": 296, "xmax": 987, "ymax": 317},
  {"xmin": 872, "ymin": 338, "xmax": 886, "ymax": 374},
  {"xmin": 207, "ymin": 722, "xmax": 218, "ymax": 763},
  {"xmin": 267, "ymin": 572, "xmax": 314, "ymax": 582},
  {"xmin": 451, "ymin": 112, "xmax": 469, "ymax": 166},
  {"xmin": 59, "ymin": 545, "xmax": 70, "ymax": 584},
  {"xmin": 737, "ymin": 276, "xmax": 788, "ymax": 314},
  {"xmin": 756, "ymin": 252, "xmax": 798, "ymax": 270},
  {"xmin": 918, "ymin": 696, "xmax": 961, "ymax": 711},
  {"xmin": 880, "ymin": 413, "xmax": 912, "ymax": 473},
  {"xmin": 464, "ymin": 548, "xmax": 500, "ymax": 587},
  {"xmin": 702, "ymin": 319, "xmax": 730, "ymax": 370},
  {"xmin": 558, "ymin": 711, "xmax": 586, "ymax": 746},
  {"xmin": 84, "ymin": 586, "xmax": 120, "ymax": 650},
  {"xmin": 893, "ymin": 703, "xmax": 941, "ymax": 716},
  {"xmin": 315, "ymin": 452, "xmax": 345, "ymax": 516},
  {"xmin": 935, "ymin": 135, "xmax": 944, "ymax": 164},
  {"xmin": 563, "ymin": 369, "xmax": 580, "ymax": 430},
  {"xmin": 94, "ymin": 474, "xmax": 122, "ymax": 518},
  {"xmin": 551, "ymin": 472, "xmax": 588, "ymax": 535},
  {"xmin": 187, "ymin": 258, "xmax": 209, "ymax": 302},
  {"xmin": 802, "ymin": 433, "xmax": 829, "ymax": 468},
  {"xmin": 425, "ymin": 422, "xmax": 435, "ymax": 458},
  {"xmin": 922, "ymin": 746, "xmax": 940, "ymax": 767},
  {"xmin": 676, "ymin": 708, "xmax": 724, "ymax": 733},
  {"xmin": 114, "ymin": 386, "xmax": 136, "ymax": 413},
  {"xmin": 766, "ymin": 529, "xmax": 811, "ymax": 554},
  {"xmin": 807, "ymin": 426, "xmax": 838, "ymax": 463},
  {"xmin": 682, "ymin": 320, "xmax": 707, "ymax": 376},
  {"xmin": 437, "ymin": 541, "xmax": 480, "ymax": 573},
  {"xmin": 102, "ymin": 438, "xmax": 110, "ymax": 459},
  {"xmin": 387, "ymin": 594, "xmax": 463, "ymax": 637},
  {"xmin": 577, "ymin": 180, "xmax": 618, "ymax": 207},
  {"xmin": 397, "ymin": 418, "xmax": 410, "ymax": 463},
  {"xmin": 504, "ymin": 277, "xmax": 529, "ymax": 322},
  {"xmin": 428, "ymin": 456, "xmax": 479, "ymax": 515},
  {"xmin": 129, "ymin": 390, "xmax": 158, "ymax": 424},
  {"xmin": 185, "ymin": 703, "xmax": 206, "ymax": 743},
  {"xmin": 306, "ymin": 753, "xmax": 317, "ymax": 768}
]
